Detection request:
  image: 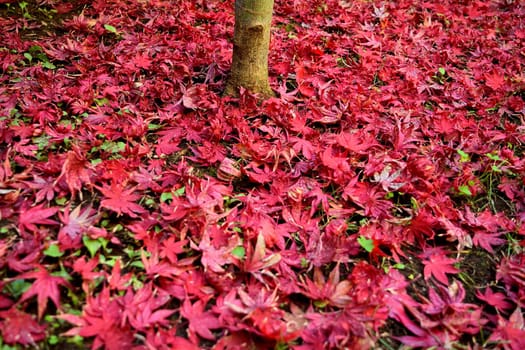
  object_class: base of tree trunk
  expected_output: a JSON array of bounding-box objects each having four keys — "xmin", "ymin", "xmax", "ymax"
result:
[
  {"xmin": 224, "ymin": 0, "xmax": 275, "ymax": 98},
  {"xmin": 224, "ymin": 77, "xmax": 274, "ymax": 98}
]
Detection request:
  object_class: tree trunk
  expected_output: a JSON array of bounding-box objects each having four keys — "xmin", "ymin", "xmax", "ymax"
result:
[{"xmin": 224, "ymin": 0, "xmax": 274, "ymax": 97}]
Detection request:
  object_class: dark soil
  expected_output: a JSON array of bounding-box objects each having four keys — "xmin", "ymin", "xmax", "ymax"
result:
[{"xmin": 0, "ymin": 0, "xmax": 87, "ymax": 39}]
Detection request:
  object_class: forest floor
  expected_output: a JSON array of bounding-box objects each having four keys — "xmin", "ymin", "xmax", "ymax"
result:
[{"xmin": 0, "ymin": 0, "xmax": 524, "ymax": 349}]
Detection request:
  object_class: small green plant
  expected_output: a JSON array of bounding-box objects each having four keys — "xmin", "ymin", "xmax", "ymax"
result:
[
  {"xmin": 457, "ymin": 149, "xmax": 470, "ymax": 163},
  {"xmin": 457, "ymin": 183, "xmax": 474, "ymax": 197},
  {"xmin": 433, "ymin": 66, "xmax": 451, "ymax": 84},
  {"xmin": 83, "ymin": 236, "xmax": 111, "ymax": 257},
  {"xmin": 22, "ymin": 45, "xmax": 56, "ymax": 69},
  {"xmin": 231, "ymin": 245, "xmax": 246, "ymax": 259},
  {"xmin": 43, "ymin": 244, "xmax": 64, "ymax": 258},
  {"xmin": 104, "ymin": 24, "xmax": 119, "ymax": 35},
  {"xmin": 3, "ymin": 279, "xmax": 31, "ymax": 298},
  {"xmin": 357, "ymin": 236, "xmax": 374, "ymax": 253},
  {"xmin": 18, "ymin": 1, "xmax": 32, "ymax": 19},
  {"xmin": 475, "ymin": 152, "xmax": 515, "ymax": 212}
]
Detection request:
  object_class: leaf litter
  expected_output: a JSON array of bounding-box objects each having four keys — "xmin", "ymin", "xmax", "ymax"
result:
[{"xmin": 0, "ymin": 0, "xmax": 524, "ymax": 348}]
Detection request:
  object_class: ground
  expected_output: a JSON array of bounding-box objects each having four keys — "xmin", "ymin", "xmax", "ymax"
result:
[{"xmin": 0, "ymin": 0, "xmax": 524, "ymax": 349}]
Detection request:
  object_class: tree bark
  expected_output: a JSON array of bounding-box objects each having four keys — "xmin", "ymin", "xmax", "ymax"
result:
[{"xmin": 224, "ymin": 0, "xmax": 274, "ymax": 97}]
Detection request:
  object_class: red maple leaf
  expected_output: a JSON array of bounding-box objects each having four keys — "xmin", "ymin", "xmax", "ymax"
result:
[
  {"xmin": 299, "ymin": 264, "xmax": 352, "ymax": 308},
  {"xmin": 243, "ymin": 163, "xmax": 274, "ymax": 183},
  {"xmin": 18, "ymin": 203, "xmax": 58, "ymax": 235},
  {"xmin": 0, "ymin": 307, "xmax": 46, "ymax": 346},
  {"xmin": 496, "ymin": 254, "xmax": 525, "ymax": 292},
  {"xmin": 120, "ymin": 283, "xmax": 174, "ymax": 331},
  {"xmin": 155, "ymin": 127, "xmax": 183, "ymax": 156},
  {"xmin": 336, "ymin": 130, "xmax": 377, "ymax": 153},
  {"xmin": 133, "ymin": 52, "xmax": 152, "ymax": 69},
  {"xmin": 398, "ymin": 281, "xmax": 484, "ymax": 347},
  {"xmin": 60, "ymin": 288, "xmax": 134, "ymax": 350},
  {"xmin": 18, "ymin": 266, "xmax": 71, "ymax": 319},
  {"xmin": 198, "ymin": 230, "xmax": 239, "ymax": 273},
  {"xmin": 484, "ymin": 71, "xmax": 505, "ymax": 90},
  {"xmin": 160, "ymin": 236, "xmax": 188, "ymax": 264},
  {"xmin": 225, "ymin": 286, "xmax": 301, "ymax": 341},
  {"xmin": 58, "ymin": 205, "xmax": 106, "ymax": 249},
  {"xmin": 57, "ymin": 147, "xmax": 93, "ymax": 198},
  {"xmin": 476, "ymin": 288, "xmax": 512, "ymax": 312},
  {"xmin": 290, "ymin": 136, "xmax": 315, "ymax": 160},
  {"xmin": 181, "ymin": 298, "xmax": 221, "ymax": 344},
  {"xmin": 141, "ymin": 250, "xmax": 187, "ymax": 278},
  {"xmin": 97, "ymin": 182, "xmax": 147, "ymax": 217},
  {"xmin": 472, "ymin": 231, "xmax": 506, "ymax": 254},
  {"xmin": 488, "ymin": 308, "xmax": 525, "ymax": 350},
  {"xmin": 465, "ymin": 209, "xmax": 508, "ymax": 253},
  {"xmin": 420, "ymin": 249, "xmax": 459, "ymax": 284},
  {"xmin": 107, "ymin": 259, "xmax": 131, "ymax": 291},
  {"xmin": 123, "ymin": 51, "xmax": 152, "ymax": 70},
  {"xmin": 190, "ymin": 140, "xmax": 226, "ymax": 164},
  {"xmin": 321, "ymin": 146, "xmax": 351, "ymax": 172},
  {"xmin": 343, "ymin": 178, "xmax": 393, "ymax": 218},
  {"xmin": 439, "ymin": 218, "xmax": 473, "ymax": 251},
  {"xmin": 72, "ymin": 256, "xmax": 104, "ymax": 293},
  {"xmin": 243, "ymin": 233, "xmax": 281, "ymax": 275},
  {"xmin": 6, "ymin": 243, "xmax": 41, "ymax": 273},
  {"xmin": 25, "ymin": 175, "xmax": 56, "ymax": 203},
  {"xmin": 144, "ymin": 329, "xmax": 201, "ymax": 350}
]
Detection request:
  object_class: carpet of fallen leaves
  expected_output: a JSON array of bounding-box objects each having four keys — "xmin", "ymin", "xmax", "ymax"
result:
[{"xmin": 0, "ymin": 0, "xmax": 524, "ymax": 349}]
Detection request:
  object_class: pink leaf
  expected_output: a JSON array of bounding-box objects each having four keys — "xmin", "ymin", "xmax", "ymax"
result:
[
  {"xmin": 421, "ymin": 250, "xmax": 459, "ymax": 285},
  {"xmin": 98, "ymin": 182, "xmax": 147, "ymax": 218},
  {"xmin": 0, "ymin": 308, "xmax": 46, "ymax": 346},
  {"xmin": 476, "ymin": 288, "xmax": 512, "ymax": 311},
  {"xmin": 57, "ymin": 147, "xmax": 92, "ymax": 197},
  {"xmin": 484, "ymin": 71, "xmax": 505, "ymax": 90},
  {"xmin": 19, "ymin": 266, "xmax": 70, "ymax": 319},
  {"xmin": 181, "ymin": 299, "xmax": 221, "ymax": 343},
  {"xmin": 18, "ymin": 204, "xmax": 58, "ymax": 234}
]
